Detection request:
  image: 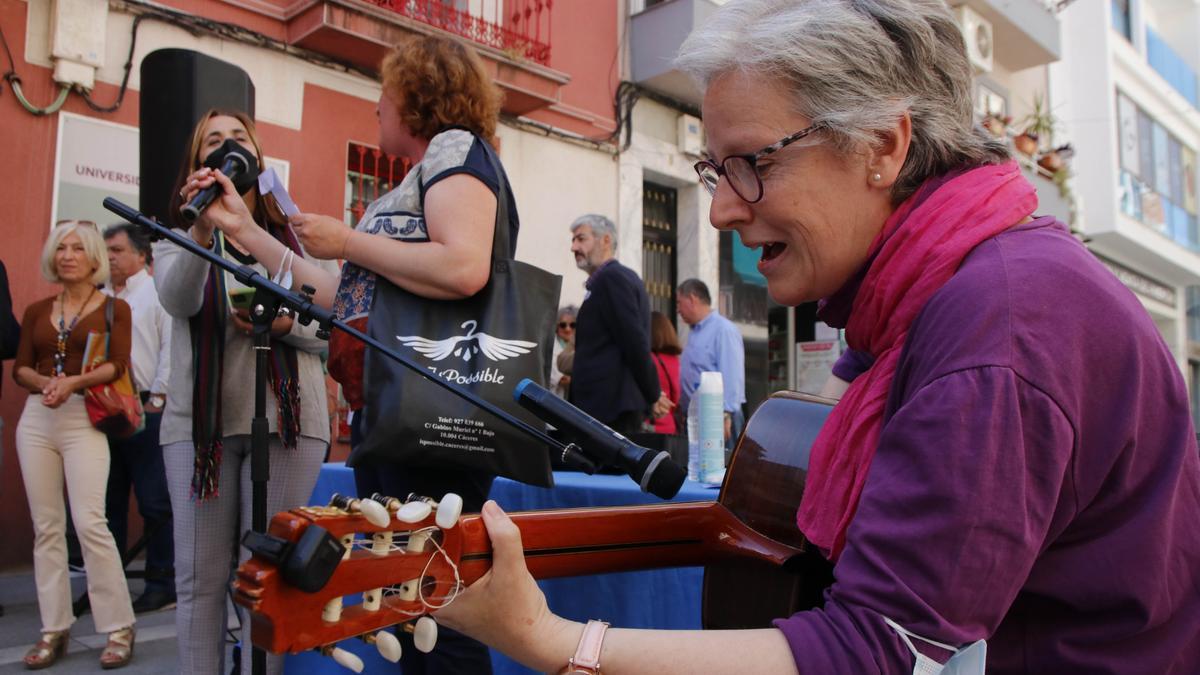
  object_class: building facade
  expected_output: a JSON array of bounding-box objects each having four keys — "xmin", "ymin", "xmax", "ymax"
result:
[
  {"xmin": 1054, "ymin": 0, "xmax": 1200, "ymax": 425},
  {"xmin": 0, "ymin": 0, "xmax": 624, "ymax": 570}
]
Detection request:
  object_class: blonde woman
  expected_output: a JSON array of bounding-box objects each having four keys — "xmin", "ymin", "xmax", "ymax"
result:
[{"xmin": 13, "ymin": 220, "xmax": 135, "ymax": 669}]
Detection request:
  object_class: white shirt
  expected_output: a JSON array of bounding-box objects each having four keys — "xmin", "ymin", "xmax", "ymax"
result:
[{"xmin": 103, "ymin": 268, "xmax": 171, "ymax": 395}]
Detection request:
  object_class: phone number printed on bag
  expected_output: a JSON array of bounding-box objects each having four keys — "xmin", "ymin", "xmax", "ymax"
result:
[{"xmin": 423, "ymin": 416, "xmax": 498, "ymax": 453}]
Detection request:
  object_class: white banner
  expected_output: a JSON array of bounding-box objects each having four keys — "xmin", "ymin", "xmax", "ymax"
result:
[{"xmin": 52, "ymin": 112, "xmax": 139, "ymax": 228}]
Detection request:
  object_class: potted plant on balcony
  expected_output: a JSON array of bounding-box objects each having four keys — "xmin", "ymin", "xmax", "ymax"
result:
[
  {"xmin": 1038, "ymin": 143, "xmax": 1074, "ymax": 174},
  {"xmin": 1015, "ymin": 94, "xmax": 1055, "ymax": 157}
]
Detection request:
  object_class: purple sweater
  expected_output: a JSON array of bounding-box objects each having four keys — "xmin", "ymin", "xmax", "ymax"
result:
[{"xmin": 776, "ymin": 218, "xmax": 1200, "ymax": 673}]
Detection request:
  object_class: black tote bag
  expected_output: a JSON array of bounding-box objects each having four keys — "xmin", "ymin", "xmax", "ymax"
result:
[{"xmin": 355, "ymin": 139, "xmax": 561, "ymax": 487}]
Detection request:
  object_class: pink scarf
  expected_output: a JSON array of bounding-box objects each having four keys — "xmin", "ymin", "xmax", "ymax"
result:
[{"xmin": 797, "ymin": 161, "xmax": 1037, "ymax": 561}]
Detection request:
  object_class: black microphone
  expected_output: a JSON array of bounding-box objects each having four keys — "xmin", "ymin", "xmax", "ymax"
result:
[
  {"xmin": 514, "ymin": 379, "xmax": 686, "ymax": 499},
  {"xmin": 180, "ymin": 142, "xmax": 257, "ymax": 222}
]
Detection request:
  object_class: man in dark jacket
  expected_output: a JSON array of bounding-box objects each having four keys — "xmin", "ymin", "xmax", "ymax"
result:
[{"xmin": 567, "ymin": 214, "xmax": 671, "ymax": 436}]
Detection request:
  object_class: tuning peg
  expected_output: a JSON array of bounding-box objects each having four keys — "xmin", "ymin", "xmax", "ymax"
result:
[
  {"xmin": 362, "ymin": 587, "xmax": 382, "ymax": 611},
  {"xmin": 436, "ymin": 492, "xmax": 463, "ymax": 529},
  {"xmin": 363, "ymin": 630, "xmax": 402, "ymax": 663},
  {"xmin": 397, "ymin": 500, "xmax": 433, "ymax": 523},
  {"xmin": 322, "ymin": 596, "xmax": 344, "ymax": 622},
  {"xmin": 322, "ymin": 645, "xmax": 364, "ymax": 673},
  {"xmin": 328, "ymin": 493, "xmax": 391, "ymax": 528},
  {"xmin": 370, "ymin": 531, "xmax": 392, "ymax": 557},
  {"xmin": 410, "ymin": 616, "xmax": 438, "ymax": 653},
  {"xmin": 357, "ymin": 499, "xmax": 390, "ymax": 528},
  {"xmin": 370, "ymin": 493, "xmax": 403, "ymax": 512}
]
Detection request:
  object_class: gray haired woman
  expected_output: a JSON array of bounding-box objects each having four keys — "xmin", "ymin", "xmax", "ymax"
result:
[{"xmin": 431, "ymin": 1, "xmax": 1200, "ymax": 673}]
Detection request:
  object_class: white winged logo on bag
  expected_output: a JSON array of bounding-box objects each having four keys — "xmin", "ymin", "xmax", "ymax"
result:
[{"xmin": 397, "ymin": 320, "xmax": 537, "ymax": 363}]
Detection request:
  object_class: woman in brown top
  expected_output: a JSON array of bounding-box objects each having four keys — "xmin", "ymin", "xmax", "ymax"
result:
[{"xmin": 12, "ymin": 220, "xmax": 136, "ymax": 670}]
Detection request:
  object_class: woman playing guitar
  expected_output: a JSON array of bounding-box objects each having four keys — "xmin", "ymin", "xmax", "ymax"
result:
[{"xmin": 431, "ymin": 2, "xmax": 1200, "ymax": 673}]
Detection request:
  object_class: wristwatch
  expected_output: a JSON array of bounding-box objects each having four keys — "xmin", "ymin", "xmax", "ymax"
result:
[
  {"xmin": 149, "ymin": 394, "xmax": 166, "ymax": 408},
  {"xmin": 559, "ymin": 620, "xmax": 609, "ymax": 675}
]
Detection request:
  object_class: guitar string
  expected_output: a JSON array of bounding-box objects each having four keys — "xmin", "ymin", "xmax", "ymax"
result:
[
  {"xmin": 415, "ymin": 529, "xmax": 463, "ymax": 609},
  {"xmin": 345, "ymin": 527, "xmax": 464, "ymax": 610}
]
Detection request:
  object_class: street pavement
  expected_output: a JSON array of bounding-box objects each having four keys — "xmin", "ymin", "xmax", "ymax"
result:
[{"xmin": 0, "ymin": 565, "xmax": 237, "ymax": 674}]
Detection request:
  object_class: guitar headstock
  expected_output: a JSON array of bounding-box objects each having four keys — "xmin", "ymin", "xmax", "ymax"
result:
[{"xmin": 233, "ymin": 492, "xmax": 483, "ymax": 669}]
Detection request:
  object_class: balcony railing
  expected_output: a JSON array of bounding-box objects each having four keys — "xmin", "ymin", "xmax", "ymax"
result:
[{"xmin": 362, "ymin": 0, "xmax": 552, "ymax": 65}]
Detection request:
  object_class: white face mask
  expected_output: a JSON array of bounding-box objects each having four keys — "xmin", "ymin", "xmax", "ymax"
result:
[{"xmin": 884, "ymin": 617, "xmax": 987, "ymax": 675}]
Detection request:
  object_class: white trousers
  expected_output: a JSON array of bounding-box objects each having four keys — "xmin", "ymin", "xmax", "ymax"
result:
[{"xmin": 16, "ymin": 394, "xmax": 135, "ymax": 634}]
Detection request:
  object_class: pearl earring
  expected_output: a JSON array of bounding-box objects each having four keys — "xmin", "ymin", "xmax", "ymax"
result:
[{"xmin": 871, "ymin": 173, "xmax": 882, "ymax": 182}]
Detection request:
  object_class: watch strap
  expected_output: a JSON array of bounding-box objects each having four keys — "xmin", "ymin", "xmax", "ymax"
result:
[{"xmin": 558, "ymin": 620, "xmax": 609, "ymax": 675}]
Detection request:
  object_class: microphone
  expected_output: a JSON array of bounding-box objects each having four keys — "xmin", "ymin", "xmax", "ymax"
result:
[
  {"xmin": 514, "ymin": 379, "xmax": 686, "ymax": 499},
  {"xmin": 180, "ymin": 140, "xmax": 258, "ymax": 222}
]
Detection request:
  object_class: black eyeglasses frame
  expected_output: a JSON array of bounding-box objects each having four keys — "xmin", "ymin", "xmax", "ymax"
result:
[{"xmin": 693, "ymin": 123, "xmax": 826, "ymax": 203}]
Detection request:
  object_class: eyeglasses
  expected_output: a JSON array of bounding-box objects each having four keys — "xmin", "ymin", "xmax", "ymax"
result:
[
  {"xmin": 693, "ymin": 123, "xmax": 825, "ymax": 203},
  {"xmin": 557, "ymin": 321, "xmax": 576, "ymax": 330}
]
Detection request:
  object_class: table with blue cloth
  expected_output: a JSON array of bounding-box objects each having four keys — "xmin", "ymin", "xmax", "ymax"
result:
[{"xmin": 283, "ymin": 463, "xmax": 718, "ymax": 674}]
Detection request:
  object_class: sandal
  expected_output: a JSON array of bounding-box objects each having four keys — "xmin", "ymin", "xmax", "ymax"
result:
[
  {"xmin": 23, "ymin": 630, "xmax": 69, "ymax": 670},
  {"xmin": 99, "ymin": 627, "xmax": 135, "ymax": 670}
]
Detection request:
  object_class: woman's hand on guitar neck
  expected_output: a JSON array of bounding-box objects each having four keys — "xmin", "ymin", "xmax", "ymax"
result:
[
  {"xmin": 432, "ymin": 500, "xmax": 802, "ymax": 675},
  {"xmin": 433, "ymin": 501, "xmax": 582, "ymax": 672}
]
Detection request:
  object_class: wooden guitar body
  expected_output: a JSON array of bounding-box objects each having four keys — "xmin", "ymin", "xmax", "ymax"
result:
[
  {"xmin": 233, "ymin": 392, "xmax": 835, "ymax": 655},
  {"xmin": 704, "ymin": 391, "xmax": 835, "ymax": 628}
]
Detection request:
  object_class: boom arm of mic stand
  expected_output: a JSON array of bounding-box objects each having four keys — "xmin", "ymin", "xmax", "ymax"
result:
[{"xmin": 102, "ymin": 197, "xmax": 595, "ymax": 474}]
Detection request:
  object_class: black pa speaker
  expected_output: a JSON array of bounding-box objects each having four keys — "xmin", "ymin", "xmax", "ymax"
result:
[{"xmin": 139, "ymin": 48, "xmax": 255, "ymax": 230}]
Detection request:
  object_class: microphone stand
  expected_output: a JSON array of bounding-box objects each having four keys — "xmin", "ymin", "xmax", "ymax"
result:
[
  {"xmin": 104, "ymin": 197, "xmax": 596, "ymax": 675},
  {"xmin": 248, "ymin": 286, "xmax": 278, "ymax": 675}
]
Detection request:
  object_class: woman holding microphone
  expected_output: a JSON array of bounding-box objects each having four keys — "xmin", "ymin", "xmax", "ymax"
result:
[{"xmin": 156, "ymin": 110, "xmax": 332, "ymax": 675}]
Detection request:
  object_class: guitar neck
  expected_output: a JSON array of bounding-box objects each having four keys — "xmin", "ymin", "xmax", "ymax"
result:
[{"xmin": 452, "ymin": 501, "xmax": 804, "ymax": 585}]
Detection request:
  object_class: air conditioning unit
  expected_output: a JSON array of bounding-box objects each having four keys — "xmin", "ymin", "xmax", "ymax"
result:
[
  {"xmin": 677, "ymin": 114, "xmax": 704, "ymax": 157},
  {"xmin": 956, "ymin": 5, "xmax": 994, "ymax": 74}
]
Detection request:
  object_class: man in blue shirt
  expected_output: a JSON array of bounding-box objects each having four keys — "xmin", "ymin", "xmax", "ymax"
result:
[{"xmin": 678, "ymin": 279, "xmax": 745, "ymax": 453}]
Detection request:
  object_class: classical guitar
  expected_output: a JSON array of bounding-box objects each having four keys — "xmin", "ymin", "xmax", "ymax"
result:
[{"xmin": 233, "ymin": 392, "xmax": 836, "ymax": 665}]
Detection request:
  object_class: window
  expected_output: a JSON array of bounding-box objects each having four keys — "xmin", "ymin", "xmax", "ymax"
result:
[
  {"xmin": 642, "ymin": 182, "xmax": 677, "ymax": 320},
  {"xmin": 974, "ymin": 79, "xmax": 1009, "ymax": 119},
  {"xmin": 345, "ymin": 142, "xmax": 411, "ymax": 226},
  {"xmin": 1115, "ymin": 91, "xmax": 1199, "ymax": 250},
  {"xmin": 1112, "ymin": 0, "xmax": 1132, "ymax": 42}
]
